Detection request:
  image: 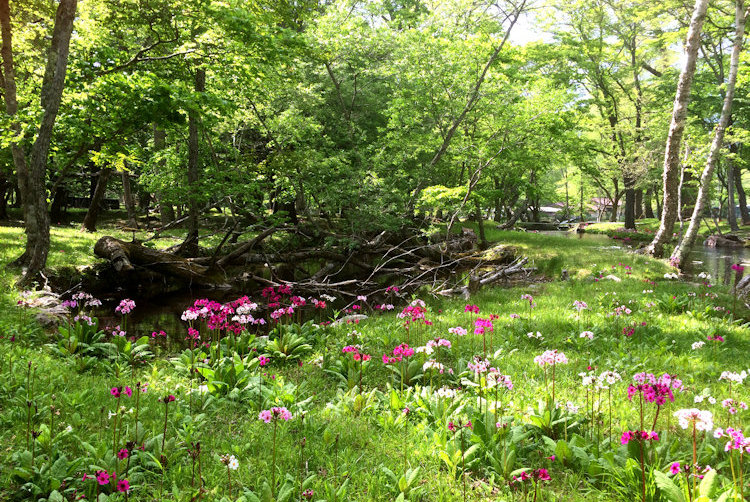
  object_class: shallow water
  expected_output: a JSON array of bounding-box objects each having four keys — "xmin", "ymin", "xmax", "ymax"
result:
[
  {"xmin": 541, "ymin": 229, "xmax": 750, "ymax": 284},
  {"xmin": 106, "ymin": 230, "xmax": 750, "ymax": 345}
]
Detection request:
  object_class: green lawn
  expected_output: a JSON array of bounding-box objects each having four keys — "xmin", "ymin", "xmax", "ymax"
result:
[{"xmin": 0, "ymin": 219, "xmax": 748, "ymax": 501}]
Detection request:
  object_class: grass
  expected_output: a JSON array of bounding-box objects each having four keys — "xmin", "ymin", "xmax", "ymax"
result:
[{"xmin": 0, "ymin": 216, "xmax": 749, "ymax": 501}]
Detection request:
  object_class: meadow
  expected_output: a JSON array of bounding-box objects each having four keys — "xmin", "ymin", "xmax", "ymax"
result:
[{"xmin": 1, "ymin": 220, "xmax": 749, "ymax": 502}]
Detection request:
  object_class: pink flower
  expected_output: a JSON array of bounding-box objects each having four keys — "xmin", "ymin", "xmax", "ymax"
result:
[
  {"xmin": 117, "ymin": 479, "xmax": 130, "ymax": 492},
  {"xmin": 669, "ymin": 462, "xmax": 681, "ymax": 475},
  {"xmin": 96, "ymin": 470, "xmax": 110, "ymax": 485},
  {"xmin": 259, "ymin": 407, "xmax": 293, "ymax": 423},
  {"xmin": 534, "ymin": 468, "xmax": 551, "ymax": 481},
  {"xmin": 117, "ymin": 448, "xmax": 129, "ymax": 460},
  {"xmin": 258, "ymin": 356, "xmax": 270, "ymax": 366},
  {"xmin": 110, "ymin": 387, "xmax": 121, "ymax": 398},
  {"xmin": 124, "ymin": 386, "xmax": 132, "ymax": 397}
]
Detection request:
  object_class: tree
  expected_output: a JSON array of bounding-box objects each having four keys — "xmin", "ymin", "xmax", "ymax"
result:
[
  {"xmin": 670, "ymin": 0, "xmax": 747, "ymax": 267},
  {"xmin": 645, "ymin": 0, "xmax": 708, "ymax": 257},
  {"xmin": 1, "ymin": 0, "xmax": 78, "ymax": 283}
]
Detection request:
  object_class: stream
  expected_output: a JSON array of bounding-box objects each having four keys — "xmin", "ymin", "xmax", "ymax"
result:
[{"xmin": 99, "ymin": 230, "xmax": 750, "ymax": 345}]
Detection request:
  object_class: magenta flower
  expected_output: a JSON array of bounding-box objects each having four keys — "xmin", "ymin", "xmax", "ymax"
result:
[
  {"xmin": 117, "ymin": 479, "xmax": 130, "ymax": 492},
  {"xmin": 534, "ymin": 468, "xmax": 551, "ymax": 481},
  {"xmin": 96, "ymin": 470, "xmax": 110, "ymax": 485},
  {"xmin": 117, "ymin": 448, "xmax": 129, "ymax": 460},
  {"xmin": 258, "ymin": 355, "xmax": 270, "ymax": 367},
  {"xmin": 124, "ymin": 386, "xmax": 132, "ymax": 397},
  {"xmin": 110, "ymin": 387, "xmax": 121, "ymax": 398},
  {"xmin": 259, "ymin": 407, "xmax": 293, "ymax": 423},
  {"xmin": 669, "ymin": 462, "xmax": 681, "ymax": 475},
  {"xmin": 115, "ymin": 299, "xmax": 136, "ymax": 315}
]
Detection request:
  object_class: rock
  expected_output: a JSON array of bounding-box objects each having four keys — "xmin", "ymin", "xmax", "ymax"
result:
[
  {"xmin": 603, "ymin": 274, "xmax": 621, "ymax": 282},
  {"xmin": 704, "ymin": 235, "xmax": 744, "ymax": 248}
]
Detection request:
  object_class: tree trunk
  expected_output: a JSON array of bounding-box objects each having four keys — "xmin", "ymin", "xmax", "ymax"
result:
[
  {"xmin": 634, "ymin": 189, "xmax": 643, "ymax": 219},
  {"xmin": 624, "ymin": 173, "xmax": 636, "ymax": 229},
  {"xmin": 646, "ymin": 0, "xmax": 709, "ymax": 257},
  {"xmin": 154, "ymin": 124, "xmax": 174, "ymax": 225},
  {"xmin": 122, "ymin": 168, "xmax": 138, "ymax": 228},
  {"xmin": 1, "ymin": 0, "xmax": 31, "ymax": 262},
  {"xmin": 183, "ymin": 67, "xmax": 205, "ymax": 255},
  {"xmin": 644, "ymin": 188, "xmax": 655, "ymax": 218},
  {"xmin": 727, "ymin": 154, "xmax": 739, "ymax": 231},
  {"xmin": 81, "ymin": 167, "xmax": 112, "ymax": 232},
  {"xmin": 49, "ymin": 185, "xmax": 67, "ymax": 223},
  {"xmin": 670, "ymin": 0, "xmax": 745, "ymax": 268},
  {"xmin": 736, "ymin": 155, "xmax": 750, "ymax": 225},
  {"xmin": 2, "ymin": 0, "xmax": 78, "ymax": 281},
  {"xmin": 474, "ymin": 199, "xmax": 487, "ymax": 248},
  {"xmin": 0, "ymin": 172, "xmax": 8, "ymax": 220}
]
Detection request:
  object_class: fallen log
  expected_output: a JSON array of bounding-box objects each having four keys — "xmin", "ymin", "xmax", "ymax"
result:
[{"xmin": 94, "ymin": 236, "xmax": 225, "ymax": 287}]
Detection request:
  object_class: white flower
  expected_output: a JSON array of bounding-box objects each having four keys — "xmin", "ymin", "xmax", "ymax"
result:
[
  {"xmin": 436, "ymin": 387, "xmax": 457, "ymax": 399},
  {"xmin": 708, "ymin": 397, "xmax": 716, "ymax": 404},
  {"xmin": 423, "ymin": 360, "xmax": 444, "ymax": 372},
  {"xmin": 719, "ymin": 371, "xmax": 747, "ymax": 384},
  {"xmin": 691, "ymin": 341, "xmax": 705, "ymax": 350},
  {"xmin": 598, "ymin": 370, "xmax": 622, "ymax": 386},
  {"xmin": 580, "ymin": 331, "xmax": 594, "ymax": 340},
  {"xmin": 694, "ymin": 395, "xmax": 705, "ymax": 403},
  {"xmin": 527, "ymin": 331, "xmax": 543, "ymax": 339},
  {"xmin": 228, "ymin": 455, "xmax": 239, "ymax": 470},
  {"xmin": 356, "ymin": 295, "xmax": 367, "ymax": 301},
  {"xmin": 65, "ymin": 425, "xmax": 73, "ymax": 433},
  {"xmin": 674, "ymin": 408, "xmax": 713, "ymax": 431},
  {"xmin": 664, "ymin": 273, "xmax": 679, "ymax": 280}
]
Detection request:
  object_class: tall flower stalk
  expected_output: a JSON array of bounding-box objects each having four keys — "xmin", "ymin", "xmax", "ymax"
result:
[{"xmin": 259, "ymin": 406, "xmax": 293, "ymax": 498}]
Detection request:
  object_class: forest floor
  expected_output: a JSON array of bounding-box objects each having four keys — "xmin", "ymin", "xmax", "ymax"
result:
[{"xmin": 1, "ymin": 216, "xmax": 749, "ymax": 501}]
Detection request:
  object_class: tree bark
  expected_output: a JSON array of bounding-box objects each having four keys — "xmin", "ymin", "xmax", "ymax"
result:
[
  {"xmin": 153, "ymin": 124, "xmax": 175, "ymax": 225},
  {"xmin": 644, "ymin": 188, "xmax": 655, "ymax": 218},
  {"xmin": 624, "ymin": 174, "xmax": 636, "ymax": 228},
  {"xmin": 183, "ymin": 67, "xmax": 205, "ymax": 255},
  {"xmin": 727, "ymin": 153, "xmax": 739, "ymax": 231},
  {"xmin": 81, "ymin": 167, "xmax": 112, "ymax": 232},
  {"xmin": 736, "ymin": 152, "xmax": 750, "ymax": 225},
  {"xmin": 634, "ymin": 189, "xmax": 643, "ymax": 219},
  {"xmin": 645, "ymin": 0, "xmax": 709, "ymax": 257},
  {"xmin": 122, "ymin": 168, "xmax": 138, "ymax": 228},
  {"xmin": 670, "ymin": 0, "xmax": 745, "ymax": 268},
  {"xmin": 2, "ymin": 0, "xmax": 78, "ymax": 282}
]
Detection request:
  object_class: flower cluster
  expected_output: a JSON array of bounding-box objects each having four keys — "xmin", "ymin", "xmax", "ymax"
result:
[
  {"xmin": 714, "ymin": 428, "xmax": 750, "ymax": 452},
  {"xmin": 115, "ymin": 299, "xmax": 136, "ymax": 315},
  {"xmin": 221, "ymin": 454, "xmax": 239, "ymax": 470},
  {"xmin": 620, "ymin": 430, "xmax": 659, "ymax": 445},
  {"xmin": 721, "ymin": 398, "xmax": 748, "ymax": 415},
  {"xmin": 673, "ymin": 408, "xmax": 713, "ymax": 431},
  {"xmin": 342, "ymin": 345, "xmax": 371, "ymax": 362},
  {"xmin": 448, "ymin": 326, "xmax": 467, "ymax": 336},
  {"xmin": 627, "ymin": 373, "xmax": 682, "ymax": 405},
  {"xmin": 719, "ymin": 371, "xmax": 747, "ymax": 384},
  {"xmin": 511, "ymin": 468, "xmax": 551, "ymax": 484},
  {"xmin": 382, "ymin": 343, "xmax": 414, "ymax": 364},
  {"xmin": 473, "ymin": 317, "xmax": 493, "ymax": 335},
  {"xmin": 258, "ymin": 407, "xmax": 293, "ymax": 423},
  {"xmin": 533, "ymin": 350, "xmax": 568, "ymax": 366},
  {"xmin": 520, "ymin": 294, "xmax": 536, "ymax": 308}
]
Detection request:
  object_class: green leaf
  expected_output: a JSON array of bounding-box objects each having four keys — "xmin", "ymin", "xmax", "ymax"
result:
[
  {"xmin": 698, "ymin": 469, "xmax": 717, "ymax": 499},
  {"xmin": 653, "ymin": 470, "xmax": 686, "ymax": 502}
]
